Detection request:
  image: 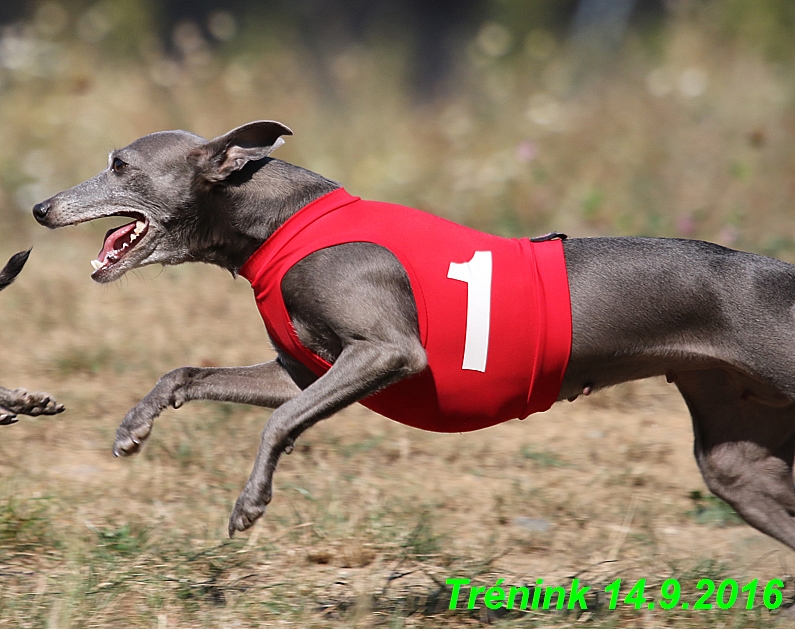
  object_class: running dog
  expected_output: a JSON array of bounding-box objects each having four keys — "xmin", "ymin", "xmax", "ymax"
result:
[
  {"xmin": 0, "ymin": 249, "xmax": 64, "ymax": 423},
  {"xmin": 31, "ymin": 121, "xmax": 795, "ymax": 551}
]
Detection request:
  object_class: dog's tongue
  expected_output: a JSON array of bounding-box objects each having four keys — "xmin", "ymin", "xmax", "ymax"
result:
[
  {"xmin": 91, "ymin": 219, "xmax": 148, "ymax": 271},
  {"xmin": 97, "ymin": 221, "xmax": 137, "ymax": 262}
]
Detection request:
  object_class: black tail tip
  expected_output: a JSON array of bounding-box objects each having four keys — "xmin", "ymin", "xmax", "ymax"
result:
[{"xmin": 0, "ymin": 248, "xmax": 32, "ymax": 291}]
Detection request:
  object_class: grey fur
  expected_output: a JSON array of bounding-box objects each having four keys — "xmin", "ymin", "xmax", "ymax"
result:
[
  {"xmin": 32, "ymin": 121, "xmax": 795, "ymax": 549},
  {"xmin": 0, "ymin": 250, "xmax": 65, "ymax": 423}
]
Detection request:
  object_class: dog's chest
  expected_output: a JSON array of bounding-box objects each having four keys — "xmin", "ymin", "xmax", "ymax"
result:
[{"xmin": 241, "ymin": 189, "xmax": 572, "ymax": 432}]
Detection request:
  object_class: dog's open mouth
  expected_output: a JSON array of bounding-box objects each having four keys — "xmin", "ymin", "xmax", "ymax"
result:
[{"xmin": 91, "ymin": 216, "xmax": 149, "ymax": 273}]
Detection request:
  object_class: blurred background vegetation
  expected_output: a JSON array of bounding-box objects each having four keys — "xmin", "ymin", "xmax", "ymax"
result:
[{"xmin": 1, "ymin": 0, "xmax": 795, "ymax": 256}]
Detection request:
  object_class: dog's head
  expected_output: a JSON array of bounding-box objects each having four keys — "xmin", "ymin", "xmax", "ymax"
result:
[{"xmin": 32, "ymin": 121, "xmax": 292, "ymax": 283}]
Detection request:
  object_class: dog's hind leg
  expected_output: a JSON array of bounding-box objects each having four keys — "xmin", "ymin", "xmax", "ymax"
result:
[{"xmin": 675, "ymin": 369, "xmax": 795, "ymax": 550}]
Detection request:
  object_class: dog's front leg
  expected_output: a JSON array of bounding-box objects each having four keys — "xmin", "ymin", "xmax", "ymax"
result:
[
  {"xmin": 228, "ymin": 339, "xmax": 425, "ymax": 536},
  {"xmin": 0, "ymin": 387, "xmax": 64, "ymax": 419},
  {"xmin": 113, "ymin": 360, "xmax": 302, "ymax": 457}
]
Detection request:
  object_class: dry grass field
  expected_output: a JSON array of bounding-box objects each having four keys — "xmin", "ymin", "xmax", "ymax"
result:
[
  {"xmin": 2, "ymin": 2, "xmax": 795, "ymax": 626},
  {"xmin": 0, "ymin": 232, "xmax": 794, "ymax": 628}
]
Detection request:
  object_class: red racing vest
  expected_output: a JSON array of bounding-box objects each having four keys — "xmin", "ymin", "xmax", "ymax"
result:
[{"xmin": 239, "ymin": 188, "xmax": 572, "ymax": 433}]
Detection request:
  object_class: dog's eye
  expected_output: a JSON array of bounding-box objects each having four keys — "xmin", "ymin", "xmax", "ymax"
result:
[{"xmin": 111, "ymin": 157, "xmax": 127, "ymax": 174}]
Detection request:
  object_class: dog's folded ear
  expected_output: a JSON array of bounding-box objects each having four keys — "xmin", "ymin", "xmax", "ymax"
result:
[{"xmin": 189, "ymin": 120, "xmax": 293, "ymax": 183}]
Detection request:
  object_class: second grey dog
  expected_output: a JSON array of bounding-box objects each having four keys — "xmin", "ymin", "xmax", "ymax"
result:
[
  {"xmin": 0, "ymin": 249, "xmax": 64, "ymax": 424},
  {"xmin": 31, "ymin": 121, "xmax": 795, "ymax": 550}
]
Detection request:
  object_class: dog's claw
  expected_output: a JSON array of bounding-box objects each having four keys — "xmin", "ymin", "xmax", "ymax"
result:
[
  {"xmin": 228, "ymin": 489, "xmax": 270, "ymax": 537},
  {"xmin": 113, "ymin": 422, "xmax": 152, "ymax": 457},
  {"xmin": 113, "ymin": 436, "xmax": 142, "ymax": 457},
  {"xmin": 228, "ymin": 505, "xmax": 266, "ymax": 538},
  {"xmin": 0, "ymin": 409, "xmax": 18, "ymax": 425}
]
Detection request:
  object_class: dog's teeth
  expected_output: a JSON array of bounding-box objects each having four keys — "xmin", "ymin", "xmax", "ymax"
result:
[
  {"xmin": 91, "ymin": 259, "xmax": 103, "ymax": 270},
  {"xmin": 129, "ymin": 233, "xmax": 138, "ymax": 242},
  {"xmin": 134, "ymin": 221, "xmax": 145, "ymax": 234}
]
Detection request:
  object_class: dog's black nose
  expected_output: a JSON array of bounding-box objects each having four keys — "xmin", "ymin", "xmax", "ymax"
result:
[{"xmin": 32, "ymin": 201, "xmax": 51, "ymax": 224}]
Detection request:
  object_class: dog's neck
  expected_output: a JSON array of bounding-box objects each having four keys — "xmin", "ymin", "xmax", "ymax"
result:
[{"xmin": 193, "ymin": 159, "xmax": 340, "ymax": 274}]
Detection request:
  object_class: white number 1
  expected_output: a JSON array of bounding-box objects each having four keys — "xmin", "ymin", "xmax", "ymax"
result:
[{"xmin": 447, "ymin": 251, "xmax": 492, "ymax": 372}]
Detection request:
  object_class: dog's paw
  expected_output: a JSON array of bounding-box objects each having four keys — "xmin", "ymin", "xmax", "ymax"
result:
[
  {"xmin": 228, "ymin": 488, "xmax": 271, "ymax": 537},
  {"xmin": 6, "ymin": 389, "xmax": 65, "ymax": 416},
  {"xmin": 0, "ymin": 407, "xmax": 17, "ymax": 425},
  {"xmin": 113, "ymin": 417, "xmax": 153, "ymax": 457}
]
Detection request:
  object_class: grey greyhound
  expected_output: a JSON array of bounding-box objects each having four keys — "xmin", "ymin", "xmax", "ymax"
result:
[
  {"xmin": 0, "ymin": 249, "xmax": 64, "ymax": 423},
  {"xmin": 31, "ymin": 121, "xmax": 795, "ymax": 549}
]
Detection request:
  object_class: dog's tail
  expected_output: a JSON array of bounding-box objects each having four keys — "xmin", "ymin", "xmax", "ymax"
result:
[{"xmin": 0, "ymin": 249, "xmax": 31, "ymax": 292}]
